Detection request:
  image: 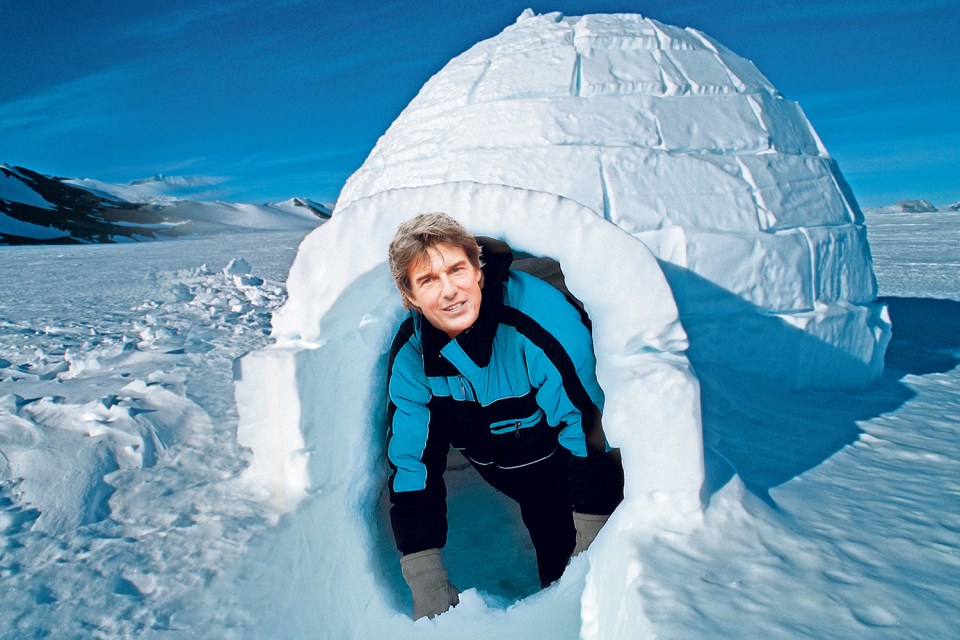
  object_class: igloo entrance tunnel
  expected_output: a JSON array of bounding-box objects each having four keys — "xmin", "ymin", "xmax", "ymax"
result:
[{"xmin": 232, "ymin": 10, "xmax": 889, "ymax": 639}]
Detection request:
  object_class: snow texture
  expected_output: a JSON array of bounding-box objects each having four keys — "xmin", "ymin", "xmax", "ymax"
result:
[
  {"xmin": 227, "ymin": 10, "xmax": 892, "ymax": 639},
  {"xmin": 0, "ymin": 213, "xmax": 957, "ymax": 638}
]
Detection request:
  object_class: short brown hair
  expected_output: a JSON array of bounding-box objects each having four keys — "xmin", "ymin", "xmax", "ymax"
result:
[{"xmin": 388, "ymin": 212, "xmax": 483, "ymax": 309}]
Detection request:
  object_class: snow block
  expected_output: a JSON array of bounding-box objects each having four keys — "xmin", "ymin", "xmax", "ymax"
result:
[
  {"xmin": 781, "ymin": 302, "xmax": 890, "ymax": 387},
  {"xmin": 573, "ymin": 13, "xmax": 663, "ymax": 52},
  {"xmin": 804, "ymin": 224, "xmax": 879, "ymax": 304},
  {"xmin": 444, "ymin": 97, "xmax": 664, "ymax": 150},
  {"xmin": 737, "ymin": 154, "xmax": 855, "ymax": 230},
  {"xmin": 687, "ymin": 29, "xmax": 777, "ymax": 94},
  {"xmin": 683, "ymin": 227, "xmax": 814, "ymax": 313},
  {"xmin": 341, "ymin": 146, "xmax": 605, "ymax": 217},
  {"xmin": 601, "ymin": 149, "xmax": 759, "ymax": 233},
  {"xmin": 395, "ymin": 62, "xmax": 488, "ymax": 125},
  {"xmin": 234, "ymin": 346, "xmax": 311, "ymax": 512},
  {"xmin": 752, "ymin": 92, "xmax": 825, "ymax": 156},
  {"xmin": 474, "ymin": 46, "xmax": 577, "ymax": 102},
  {"xmin": 659, "ymin": 48, "xmax": 745, "ymax": 95},
  {"xmin": 579, "ymin": 48, "xmax": 668, "ymax": 96},
  {"xmin": 492, "ymin": 10, "xmax": 570, "ymax": 54},
  {"xmin": 650, "ymin": 94, "xmax": 770, "ymax": 153}
]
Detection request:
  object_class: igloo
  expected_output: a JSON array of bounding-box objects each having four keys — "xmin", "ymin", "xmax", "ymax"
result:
[{"xmin": 229, "ymin": 10, "xmax": 889, "ymax": 639}]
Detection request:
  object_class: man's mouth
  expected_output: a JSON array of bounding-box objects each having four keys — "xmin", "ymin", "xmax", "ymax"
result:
[{"xmin": 443, "ymin": 302, "xmax": 466, "ymax": 313}]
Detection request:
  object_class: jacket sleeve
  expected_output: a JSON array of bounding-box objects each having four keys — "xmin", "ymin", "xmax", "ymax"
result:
[
  {"xmin": 508, "ymin": 276, "xmax": 623, "ymax": 515},
  {"xmin": 386, "ymin": 320, "xmax": 450, "ymax": 554}
]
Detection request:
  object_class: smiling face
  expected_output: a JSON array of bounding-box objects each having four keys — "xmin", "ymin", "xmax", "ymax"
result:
[{"xmin": 405, "ymin": 242, "xmax": 483, "ymax": 339}]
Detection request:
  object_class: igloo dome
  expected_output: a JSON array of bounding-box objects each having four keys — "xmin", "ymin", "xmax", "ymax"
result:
[
  {"xmin": 230, "ymin": 11, "xmax": 889, "ymax": 639},
  {"xmin": 325, "ymin": 9, "xmax": 889, "ymax": 389}
]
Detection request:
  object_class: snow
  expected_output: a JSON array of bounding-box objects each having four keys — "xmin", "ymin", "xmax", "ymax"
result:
[
  {"xmin": 154, "ymin": 200, "xmax": 322, "ymax": 231},
  {"xmin": 0, "ymin": 232, "xmax": 302, "ymax": 636},
  {"xmin": 0, "ymin": 211, "xmax": 68, "ymax": 241},
  {"xmin": 63, "ymin": 176, "xmax": 331, "ymax": 221},
  {"xmin": 0, "ymin": 209, "xmax": 957, "ymax": 638},
  {"xmin": 895, "ymin": 199, "xmax": 937, "ymax": 213},
  {"xmin": 0, "ymin": 166, "xmax": 56, "ymax": 210},
  {"xmin": 1, "ymin": 167, "xmax": 324, "ymax": 244},
  {"xmin": 66, "ymin": 174, "xmax": 227, "ymax": 205}
]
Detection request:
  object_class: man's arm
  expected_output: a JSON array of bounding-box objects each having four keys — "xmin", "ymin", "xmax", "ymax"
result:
[
  {"xmin": 386, "ymin": 320, "xmax": 460, "ymax": 618},
  {"xmin": 503, "ymin": 275, "xmax": 624, "ymax": 517},
  {"xmin": 386, "ymin": 319, "xmax": 450, "ymax": 554}
]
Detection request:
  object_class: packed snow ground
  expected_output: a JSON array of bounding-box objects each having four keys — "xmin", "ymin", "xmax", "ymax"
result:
[
  {"xmin": 0, "ymin": 232, "xmax": 304, "ymax": 637},
  {"xmin": 0, "ymin": 211, "xmax": 958, "ymax": 638}
]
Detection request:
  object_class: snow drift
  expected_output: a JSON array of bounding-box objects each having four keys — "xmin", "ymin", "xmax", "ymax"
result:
[{"xmin": 231, "ymin": 10, "xmax": 889, "ymax": 638}]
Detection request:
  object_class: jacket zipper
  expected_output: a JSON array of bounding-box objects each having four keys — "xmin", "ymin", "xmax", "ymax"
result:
[{"xmin": 458, "ymin": 374, "xmax": 478, "ymax": 402}]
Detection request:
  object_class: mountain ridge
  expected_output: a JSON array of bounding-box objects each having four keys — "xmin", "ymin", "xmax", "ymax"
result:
[{"xmin": 0, "ymin": 164, "xmax": 330, "ymax": 246}]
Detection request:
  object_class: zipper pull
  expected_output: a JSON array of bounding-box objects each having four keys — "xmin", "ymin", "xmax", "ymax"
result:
[{"xmin": 515, "ymin": 421, "xmax": 521, "ymax": 438}]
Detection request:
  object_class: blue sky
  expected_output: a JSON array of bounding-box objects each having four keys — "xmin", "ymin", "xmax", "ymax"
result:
[{"xmin": 2, "ymin": 0, "xmax": 957, "ymax": 207}]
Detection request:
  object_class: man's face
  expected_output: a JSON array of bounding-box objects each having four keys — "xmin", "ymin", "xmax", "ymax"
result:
[{"xmin": 405, "ymin": 242, "xmax": 482, "ymax": 339}]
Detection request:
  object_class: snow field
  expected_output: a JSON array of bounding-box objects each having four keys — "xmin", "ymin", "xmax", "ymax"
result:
[
  {"xmin": 0, "ymin": 210, "xmax": 956, "ymax": 637},
  {"xmin": 0, "ymin": 233, "xmax": 305, "ymax": 637}
]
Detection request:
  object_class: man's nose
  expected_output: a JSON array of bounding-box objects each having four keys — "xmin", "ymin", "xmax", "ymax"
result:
[{"xmin": 439, "ymin": 273, "xmax": 456, "ymax": 297}]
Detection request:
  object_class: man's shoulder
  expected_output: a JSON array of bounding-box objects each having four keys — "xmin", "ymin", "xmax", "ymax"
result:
[
  {"xmin": 504, "ymin": 270, "xmax": 578, "ymax": 315},
  {"xmin": 389, "ymin": 315, "xmax": 421, "ymax": 368},
  {"xmin": 505, "ymin": 270, "xmax": 562, "ymax": 300},
  {"xmin": 501, "ymin": 270, "xmax": 591, "ymax": 345}
]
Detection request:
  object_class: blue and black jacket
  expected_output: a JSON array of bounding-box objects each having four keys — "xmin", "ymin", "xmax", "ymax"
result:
[{"xmin": 386, "ymin": 246, "xmax": 622, "ymax": 555}]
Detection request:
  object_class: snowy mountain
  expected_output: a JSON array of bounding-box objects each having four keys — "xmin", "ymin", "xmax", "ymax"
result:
[
  {"xmin": 864, "ymin": 199, "xmax": 958, "ymax": 214},
  {"xmin": 896, "ymin": 199, "xmax": 938, "ymax": 213},
  {"xmin": 0, "ymin": 164, "xmax": 329, "ymax": 246}
]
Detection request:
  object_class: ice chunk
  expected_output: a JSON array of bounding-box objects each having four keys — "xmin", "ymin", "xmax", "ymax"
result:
[{"xmin": 224, "ymin": 257, "xmax": 252, "ymax": 276}]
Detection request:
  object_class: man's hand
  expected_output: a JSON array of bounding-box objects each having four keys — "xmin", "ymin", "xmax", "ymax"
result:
[
  {"xmin": 572, "ymin": 512, "xmax": 609, "ymax": 556},
  {"xmin": 400, "ymin": 548, "xmax": 460, "ymax": 620}
]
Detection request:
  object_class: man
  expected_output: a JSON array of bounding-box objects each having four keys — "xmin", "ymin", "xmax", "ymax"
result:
[{"xmin": 385, "ymin": 212, "xmax": 623, "ymax": 620}]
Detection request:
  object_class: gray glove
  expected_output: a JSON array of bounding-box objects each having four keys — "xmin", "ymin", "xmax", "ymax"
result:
[
  {"xmin": 572, "ymin": 512, "xmax": 609, "ymax": 556},
  {"xmin": 400, "ymin": 548, "xmax": 460, "ymax": 620}
]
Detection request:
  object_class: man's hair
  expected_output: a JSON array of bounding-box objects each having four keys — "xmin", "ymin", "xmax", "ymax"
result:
[{"xmin": 389, "ymin": 212, "xmax": 483, "ymax": 309}]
